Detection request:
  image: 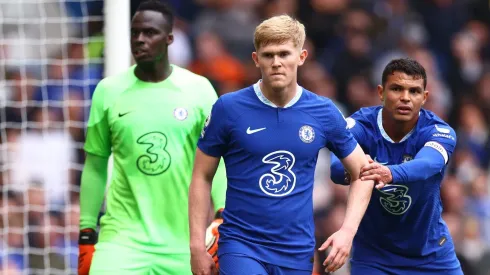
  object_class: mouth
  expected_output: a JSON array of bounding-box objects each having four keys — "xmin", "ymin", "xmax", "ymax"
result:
[
  {"xmin": 132, "ymin": 49, "xmax": 148, "ymax": 59},
  {"xmin": 396, "ymin": 105, "xmax": 412, "ymax": 115},
  {"xmin": 271, "ymin": 73, "xmax": 284, "ymax": 77}
]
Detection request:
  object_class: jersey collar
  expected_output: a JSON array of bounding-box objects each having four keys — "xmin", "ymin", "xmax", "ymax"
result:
[
  {"xmin": 253, "ymin": 80, "xmax": 302, "ymax": 108},
  {"xmin": 377, "ymin": 108, "xmax": 416, "ymax": 143}
]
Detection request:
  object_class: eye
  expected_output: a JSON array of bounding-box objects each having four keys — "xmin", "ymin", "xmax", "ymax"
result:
[{"xmin": 280, "ymin": 52, "xmax": 289, "ymax": 57}]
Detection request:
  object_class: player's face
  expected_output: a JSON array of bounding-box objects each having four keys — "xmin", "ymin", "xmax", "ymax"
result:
[
  {"xmin": 130, "ymin": 11, "xmax": 173, "ymax": 65},
  {"xmin": 252, "ymin": 40, "xmax": 307, "ymax": 90},
  {"xmin": 378, "ymin": 71, "xmax": 428, "ymax": 122}
]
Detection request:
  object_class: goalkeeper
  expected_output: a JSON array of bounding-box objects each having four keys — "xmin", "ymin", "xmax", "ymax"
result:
[{"xmin": 77, "ymin": 1, "xmax": 226, "ymax": 274}]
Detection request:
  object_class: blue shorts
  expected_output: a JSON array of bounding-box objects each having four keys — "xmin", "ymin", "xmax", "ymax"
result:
[
  {"xmin": 350, "ymin": 259, "xmax": 463, "ymax": 275},
  {"xmin": 219, "ymin": 253, "xmax": 311, "ymax": 275}
]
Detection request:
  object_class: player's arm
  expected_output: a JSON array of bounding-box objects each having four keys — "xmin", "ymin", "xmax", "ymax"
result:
[
  {"xmin": 338, "ymin": 145, "xmax": 375, "ymax": 232},
  {"xmin": 330, "ymin": 116, "xmax": 368, "ymax": 185},
  {"xmin": 78, "ymin": 80, "xmax": 112, "ymax": 275},
  {"xmin": 189, "ymin": 98, "xmax": 228, "ymax": 274},
  {"xmin": 79, "ymin": 153, "xmax": 108, "ymax": 230},
  {"xmin": 189, "ymin": 149, "xmax": 221, "ymax": 252},
  {"xmin": 361, "ymin": 125, "xmax": 457, "ymax": 184},
  {"xmin": 199, "ymin": 77, "xmax": 227, "ymax": 212},
  {"xmin": 319, "ymin": 104, "xmax": 374, "ymax": 273}
]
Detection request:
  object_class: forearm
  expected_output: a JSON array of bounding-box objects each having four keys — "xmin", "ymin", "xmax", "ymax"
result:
[
  {"xmin": 389, "ymin": 147, "xmax": 445, "ymax": 183},
  {"xmin": 189, "ymin": 177, "xmax": 213, "ymax": 251},
  {"xmin": 339, "ymin": 145, "xmax": 374, "ymax": 233},
  {"xmin": 341, "ymin": 177, "xmax": 374, "ymax": 233},
  {"xmin": 79, "ymin": 153, "xmax": 108, "ymax": 230},
  {"xmin": 210, "ymin": 158, "xmax": 226, "ymax": 211}
]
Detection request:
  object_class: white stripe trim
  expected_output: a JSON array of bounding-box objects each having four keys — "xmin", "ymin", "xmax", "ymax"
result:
[
  {"xmin": 253, "ymin": 80, "xmax": 302, "ymax": 108},
  {"xmin": 377, "ymin": 109, "xmax": 415, "ymax": 143},
  {"xmin": 424, "ymin": 141, "xmax": 449, "ymax": 164}
]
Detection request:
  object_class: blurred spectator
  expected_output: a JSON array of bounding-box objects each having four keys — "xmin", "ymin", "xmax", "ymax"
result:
[
  {"xmin": 189, "ymin": 31, "xmax": 246, "ymax": 95},
  {"xmin": 0, "ymin": 1, "xmax": 77, "ymax": 76},
  {"xmin": 466, "ymin": 173, "xmax": 490, "ymax": 246},
  {"xmin": 191, "ymin": 0, "xmax": 260, "ymax": 60},
  {"xmin": 7, "ymin": 108, "xmax": 76, "ymax": 212}
]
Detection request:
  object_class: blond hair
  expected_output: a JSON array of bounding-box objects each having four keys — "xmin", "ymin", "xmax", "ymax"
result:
[{"xmin": 254, "ymin": 15, "xmax": 306, "ymax": 51}]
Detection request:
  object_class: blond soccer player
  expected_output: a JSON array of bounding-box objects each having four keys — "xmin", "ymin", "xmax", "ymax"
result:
[{"xmin": 189, "ymin": 15, "xmax": 375, "ymax": 275}]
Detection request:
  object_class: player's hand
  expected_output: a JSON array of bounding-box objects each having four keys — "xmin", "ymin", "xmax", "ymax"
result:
[
  {"xmin": 191, "ymin": 248, "xmax": 218, "ymax": 275},
  {"xmin": 318, "ymin": 227, "xmax": 355, "ymax": 273},
  {"xmin": 78, "ymin": 228, "xmax": 97, "ymax": 275},
  {"xmin": 360, "ymin": 162, "xmax": 392, "ymax": 189},
  {"xmin": 206, "ymin": 208, "xmax": 223, "ymax": 269}
]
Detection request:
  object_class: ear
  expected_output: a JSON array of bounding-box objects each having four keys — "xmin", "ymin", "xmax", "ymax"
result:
[
  {"xmin": 422, "ymin": 90, "xmax": 429, "ymax": 105},
  {"xmin": 298, "ymin": 49, "xmax": 308, "ymax": 66},
  {"xmin": 377, "ymin": 85, "xmax": 384, "ymax": 103},
  {"xmin": 166, "ymin": 33, "xmax": 174, "ymax": 45},
  {"xmin": 252, "ymin": 52, "xmax": 260, "ymax": 68}
]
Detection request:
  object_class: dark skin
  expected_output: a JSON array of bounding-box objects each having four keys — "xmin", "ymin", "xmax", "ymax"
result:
[{"xmin": 131, "ymin": 10, "xmax": 174, "ymax": 82}]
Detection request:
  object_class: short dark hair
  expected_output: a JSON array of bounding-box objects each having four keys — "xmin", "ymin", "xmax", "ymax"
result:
[
  {"xmin": 136, "ymin": 0, "xmax": 174, "ymax": 32},
  {"xmin": 381, "ymin": 58, "xmax": 427, "ymax": 89}
]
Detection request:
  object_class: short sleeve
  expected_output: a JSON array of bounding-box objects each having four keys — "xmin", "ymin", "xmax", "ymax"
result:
[
  {"xmin": 324, "ymin": 102, "xmax": 358, "ymax": 159},
  {"xmin": 84, "ymin": 81, "xmax": 112, "ymax": 157},
  {"xmin": 197, "ymin": 97, "xmax": 228, "ymax": 158},
  {"xmin": 345, "ymin": 111, "xmax": 369, "ymax": 145},
  {"xmin": 422, "ymin": 124, "xmax": 457, "ymax": 164}
]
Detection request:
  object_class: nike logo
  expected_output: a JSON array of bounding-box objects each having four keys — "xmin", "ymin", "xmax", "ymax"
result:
[
  {"xmin": 246, "ymin": 127, "xmax": 266, "ymax": 134},
  {"xmin": 118, "ymin": 111, "xmax": 133, "ymax": 117},
  {"xmin": 374, "ymin": 157, "xmax": 388, "ymax": 165}
]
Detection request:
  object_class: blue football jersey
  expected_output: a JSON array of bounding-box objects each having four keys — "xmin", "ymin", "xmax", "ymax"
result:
[
  {"xmin": 198, "ymin": 82, "xmax": 358, "ymax": 270},
  {"xmin": 334, "ymin": 106, "xmax": 459, "ymax": 268}
]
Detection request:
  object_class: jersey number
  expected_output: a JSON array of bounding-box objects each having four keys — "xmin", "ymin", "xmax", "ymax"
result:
[
  {"xmin": 259, "ymin": 150, "xmax": 296, "ymax": 197},
  {"xmin": 378, "ymin": 185, "xmax": 412, "ymax": 215},
  {"xmin": 136, "ymin": 132, "xmax": 171, "ymax": 175}
]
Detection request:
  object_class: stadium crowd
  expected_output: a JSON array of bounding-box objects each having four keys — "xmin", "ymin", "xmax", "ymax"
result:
[{"xmin": 0, "ymin": 0, "xmax": 489, "ymax": 274}]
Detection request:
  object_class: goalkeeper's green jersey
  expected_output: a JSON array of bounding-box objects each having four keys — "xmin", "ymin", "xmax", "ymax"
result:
[{"xmin": 82, "ymin": 65, "xmax": 226, "ymax": 254}]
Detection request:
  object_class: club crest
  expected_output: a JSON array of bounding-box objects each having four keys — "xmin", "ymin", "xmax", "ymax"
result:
[
  {"xmin": 299, "ymin": 125, "xmax": 315, "ymax": 143},
  {"xmin": 173, "ymin": 107, "xmax": 188, "ymax": 121}
]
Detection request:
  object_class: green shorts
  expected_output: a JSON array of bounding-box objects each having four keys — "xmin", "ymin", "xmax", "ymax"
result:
[{"xmin": 89, "ymin": 242, "xmax": 191, "ymax": 275}]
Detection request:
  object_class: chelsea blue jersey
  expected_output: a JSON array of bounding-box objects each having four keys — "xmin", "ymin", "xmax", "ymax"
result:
[
  {"xmin": 198, "ymin": 82, "xmax": 358, "ymax": 270},
  {"xmin": 331, "ymin": 106, "xmax": 460, "ymax": 268}
]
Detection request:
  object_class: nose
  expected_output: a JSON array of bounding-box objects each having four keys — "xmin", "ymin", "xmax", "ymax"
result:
[
  {"xmin": 272, "ymin": 56, "xmax": 281, "ymax": 68},
  {"xmin": 400, "ymin": 90, "xmax": 410, "ymax": 102},
  {"xmin": 132, "ymin": 32, "xmax": 145, "ymax": 45}
]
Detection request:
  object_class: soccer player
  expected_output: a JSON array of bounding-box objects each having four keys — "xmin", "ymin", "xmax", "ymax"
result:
[
  {"xmin": 189, "ymin": 15, "xmax": 375, "ymax": 275},
  {"xmin": 330, "ymin": 58, "xmax": 463, "ymax": 274},
  {"xmin": 77, "ymin": 1, "xmax": 226, "ymax": 274}
]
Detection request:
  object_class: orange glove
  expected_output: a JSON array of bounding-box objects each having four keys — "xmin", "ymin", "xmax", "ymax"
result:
[
  {"xmin": 205, "ymin": 208, "xmax": 224, "ymax": 269},
  {"xmin": 78, "ymin": 228, "xmax": 96, "ymax": 275}
]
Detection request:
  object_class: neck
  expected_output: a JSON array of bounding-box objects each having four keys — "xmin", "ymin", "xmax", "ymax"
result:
[
  {"xmin": 134, "ymin": 59, "xmax": 172, "ymax": 82},
  {"xmin": 260, "ymin": 80, "xmax": 297, "ymax": 108},
  {"xmin": 382, "ymin": 110, "xmax": 418, "ymax": 143}
]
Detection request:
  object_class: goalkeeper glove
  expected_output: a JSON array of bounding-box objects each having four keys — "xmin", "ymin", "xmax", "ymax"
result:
[
  {"xmin": 78, "ymin": 228, "xmax": 97, "ymax": 275},
  {"xmin": 205, "ymin": 208, "xmax": 224, "ymax": 268}
]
